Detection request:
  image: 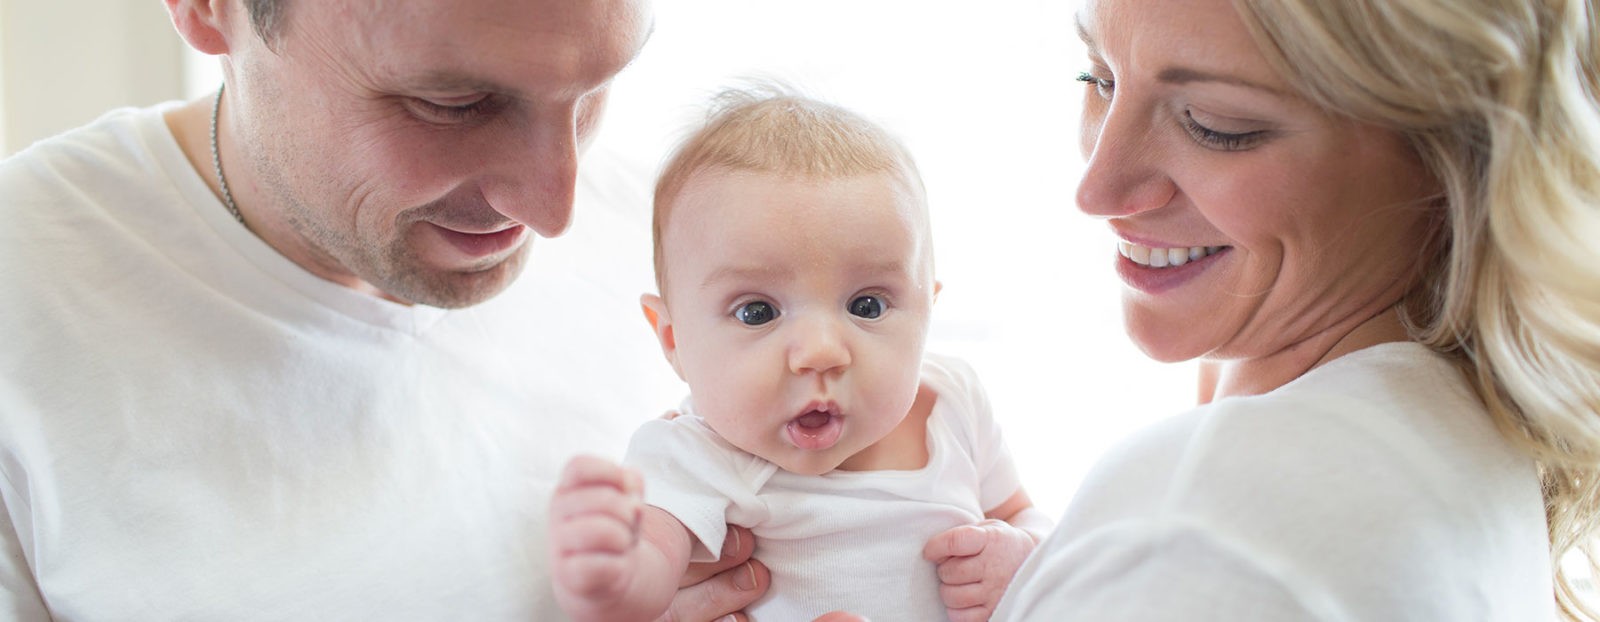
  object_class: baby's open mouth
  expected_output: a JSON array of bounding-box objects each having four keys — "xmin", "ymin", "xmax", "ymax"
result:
[{"xmin": 786, "ymin": 405, "xmax": 843, "ymax": 451}]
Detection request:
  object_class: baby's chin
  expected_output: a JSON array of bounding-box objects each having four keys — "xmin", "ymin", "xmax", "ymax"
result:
[{"xmin": 765, "ymin": 448, "xmax": 853, "ymax": 477}]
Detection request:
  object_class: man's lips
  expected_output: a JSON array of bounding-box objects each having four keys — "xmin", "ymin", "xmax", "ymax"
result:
[{"xmin": 428, "ymin": 222, "xmax": 527, "ymax": 259}]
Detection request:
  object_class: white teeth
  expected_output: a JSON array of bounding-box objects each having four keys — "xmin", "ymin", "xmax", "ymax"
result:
[{"xmin": 1120, "ymin": 242, "xmax": 1225, "ymax": 268}]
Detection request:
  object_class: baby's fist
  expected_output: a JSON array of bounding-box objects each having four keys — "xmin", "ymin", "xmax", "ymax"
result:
[
  {"xmin": 548, "ymin": 455, "xmax": 647, "ymax": 612},
  {"xmin": 922, "ymin": 519, "xmax": 1037, "ymax": 622}
]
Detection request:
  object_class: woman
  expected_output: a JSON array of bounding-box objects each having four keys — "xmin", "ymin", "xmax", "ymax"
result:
[{"xmin": 993, "ymin": 0, "xmax": 1600, "ymax": 619}]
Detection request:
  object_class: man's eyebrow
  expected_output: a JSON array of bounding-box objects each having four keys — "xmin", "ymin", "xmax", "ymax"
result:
[
  {"xmin": 1156, "ymin": 67, "xmax": 1288, "ymax": 97},
  {"xmin": 399, "ymin": 73, "xmax": 519, "ymax": 97}
]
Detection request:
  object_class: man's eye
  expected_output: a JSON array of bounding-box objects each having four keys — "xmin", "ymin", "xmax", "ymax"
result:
[
  {"xmin": 409, "ymin": 96, "xmax": 493, "ymax": 123},
  {"xmin": 735, "ymin": 301, "xmax": 779, "ymax": 326},
  {"xmin": 848, "ymin": 296, "xmax": 884, "ymax": 319}
]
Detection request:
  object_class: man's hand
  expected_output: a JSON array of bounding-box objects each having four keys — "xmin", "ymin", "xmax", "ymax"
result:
[
  {"xmin": 549, "ymin": 456, "xmax": 650, "ymax": 621},
  {"xmin": 922, "ymin": 519, "xmax": 1037, "ymax": 622},
  {"xmin": 663, "ymin": 524, "xmax": 770, "ymax": 622}
]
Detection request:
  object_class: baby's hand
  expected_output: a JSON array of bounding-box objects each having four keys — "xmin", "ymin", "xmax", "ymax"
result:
[
  {"xmin": 922, "ymin": 519, "xmax": 1038, "ymax": 622},
  {"xmin": 548, "ymin": 455, "xmax": 647, "ymax": 621}
]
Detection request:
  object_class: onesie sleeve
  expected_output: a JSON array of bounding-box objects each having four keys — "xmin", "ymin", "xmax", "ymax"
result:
[
  {"xmin": 622, "ymin": 415, "xmax": 772, "ymax": 563},
  {"xmin": 994, "ymin": 519, "xmax": 1338, "ymax": 621},
  {"xmin": 926, "ymin": 354, "xmax": 1024, "ymax": 513}
]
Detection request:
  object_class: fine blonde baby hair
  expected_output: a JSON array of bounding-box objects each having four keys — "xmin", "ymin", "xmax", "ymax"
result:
[
  {"xmin": 651, "ymin": 81, "xmax": 928, "ymax": 296},
  {"xmin": 1231, "ymin": 0, "xmax": 1600, "ymax": 616}
]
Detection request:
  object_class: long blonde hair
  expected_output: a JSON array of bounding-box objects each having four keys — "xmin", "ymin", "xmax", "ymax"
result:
[{"xmin": 1231, "ymin": 0, "xmax": 1600, "ymax": 616}]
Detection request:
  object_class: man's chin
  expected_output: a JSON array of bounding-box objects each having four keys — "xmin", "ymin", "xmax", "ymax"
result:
[{"xmin": 378, "ymin": 245, "xmax": 530, "ymax": 309}]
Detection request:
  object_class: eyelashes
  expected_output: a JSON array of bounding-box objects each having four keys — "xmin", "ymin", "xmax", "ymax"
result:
[
  {"xmin": 1076, "ymin": 70, "xmax": 1270, "ymax": 151},
  {"xmin": 1179, "ymin": 110, "xmax": 1268, "ymax": 151}
]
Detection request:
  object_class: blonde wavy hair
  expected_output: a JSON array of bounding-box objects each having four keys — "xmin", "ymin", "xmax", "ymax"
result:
[{"xmin": 1231, "ymin": 0, "xmax": 1600, "ymax": 616}]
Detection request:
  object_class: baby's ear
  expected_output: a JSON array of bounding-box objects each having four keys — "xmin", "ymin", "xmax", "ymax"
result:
[
  {"xmin": 933, "ymin": 280, "xmax": 943, "ymax": 303},
  {"xmin": 639, "ymin": 293, "xmax": 685, "ymax": 379}
]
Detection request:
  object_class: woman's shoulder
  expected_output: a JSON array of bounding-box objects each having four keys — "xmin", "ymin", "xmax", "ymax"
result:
[
  {"xmin": 1035, "ymin": 343, "xmax": 1550, "ymax": 618},
  {"xmin": 1168, "ymin": 342, "xmax": 1530, "ymax": 517}
]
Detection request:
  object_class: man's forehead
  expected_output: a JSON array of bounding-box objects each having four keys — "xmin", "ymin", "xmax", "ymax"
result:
[{"xmin": 295, "ymin": 0, "xmax": 653, "ymax": 96}]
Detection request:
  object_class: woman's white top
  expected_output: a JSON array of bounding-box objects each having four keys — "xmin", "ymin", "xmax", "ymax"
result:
[{"xmin": 994, "ymin": 342, "xmax": 1553, "ymax": 621}]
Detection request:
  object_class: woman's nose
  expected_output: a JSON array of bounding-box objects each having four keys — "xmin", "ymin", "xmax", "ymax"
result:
[{"xmin": 1074, "ymin": 98, "xmax": 1176, "ymax": 219}]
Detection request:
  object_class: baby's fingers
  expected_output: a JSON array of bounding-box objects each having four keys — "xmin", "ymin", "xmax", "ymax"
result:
[
  {"xmin": 558, "ymin": 455, "xmax": 644, "ymax": 496},
  {"xmin": 933, "ymin": 554, "xmax": 988, "ymax": 586},
  {"xmin": 922, "ymin": 524, "xmax": 988, "ymax": 562},
  {"xmin": 556, "ymin": 550, "xmax": 636, "ymax": 600},
  {"xmin": 554, "ymin": 514, "xmax": 640, "ymax": 556}
]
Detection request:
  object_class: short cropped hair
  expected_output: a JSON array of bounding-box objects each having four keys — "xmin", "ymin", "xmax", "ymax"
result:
[
  {"xmin": 242, "ymin": 0, "xmax": 286, "ymax": 43},
  {"xmin": 651, "ymin": 84, "xmax": 929, "ymax": 295}
]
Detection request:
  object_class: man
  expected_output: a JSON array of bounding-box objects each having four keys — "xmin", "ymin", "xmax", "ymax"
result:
[{"xmin": 0, "ymin": 0, "xmax": 768, "ymax": 618}]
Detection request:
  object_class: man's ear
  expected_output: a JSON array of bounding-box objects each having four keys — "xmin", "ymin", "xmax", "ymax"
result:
[
  {"xmin": 164, "ymin": 0, "xmax": 232, "ymax": 55},
  {"xmin": 640, "ymin": 293, "xmax": 685, "ymax": 380}
]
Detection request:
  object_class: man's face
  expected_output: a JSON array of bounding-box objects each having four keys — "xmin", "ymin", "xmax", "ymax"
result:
[{"xmin": 225, "ymin": 0, "xmax": 652, "ymax": 307}]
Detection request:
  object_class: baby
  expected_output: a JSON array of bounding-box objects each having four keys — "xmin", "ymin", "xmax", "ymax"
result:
[{"xmin": 549, "ymin": 86, "xmax": 1048, "ymax": 622}]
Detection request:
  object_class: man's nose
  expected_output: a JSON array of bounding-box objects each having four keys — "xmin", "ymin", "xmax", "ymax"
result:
[{"xmin": 482, "ymin": 113, "xmax": 580, "ymax": 238}]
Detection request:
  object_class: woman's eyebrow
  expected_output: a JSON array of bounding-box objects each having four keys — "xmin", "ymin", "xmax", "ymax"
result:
[
  {"xmin": 1075, "ymin": 14, "xmax": 1098, "ymax": 53},
  {"xmin": 1156, "ymin": 67, "xmax": 1289, "ymax": 97}
]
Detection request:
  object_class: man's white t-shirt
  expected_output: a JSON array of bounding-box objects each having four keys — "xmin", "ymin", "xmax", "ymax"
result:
[
  {"xmin": 625, "ymin": 354, "xmax": 1023, "ymax": 622},
  {"xmin": 993, "ymin": 342, "xmax": 1554, "ymax": 621},
  {"xmin": 0, "ymin": 104, "xmax": 679, "ymax": 620}
]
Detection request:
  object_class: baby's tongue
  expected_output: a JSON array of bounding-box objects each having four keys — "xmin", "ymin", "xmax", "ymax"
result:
[{"xmin": 796, "ymin": 411, "xmax": 831, "ymax": 428}]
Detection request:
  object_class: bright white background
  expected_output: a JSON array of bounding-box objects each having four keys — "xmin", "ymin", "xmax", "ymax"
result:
[{"xmin": 175, "ymin": 1, "xmax": 1199, "ymax": 519}]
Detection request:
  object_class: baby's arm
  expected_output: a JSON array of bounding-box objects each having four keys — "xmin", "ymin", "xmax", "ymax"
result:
[
  {"xmin": 549, "ymin": 455, "xmax": 695, "ymax": 622},
  {"xmin": 923, "ymin": 489, "xmax": 1051, "ymax": 622}
]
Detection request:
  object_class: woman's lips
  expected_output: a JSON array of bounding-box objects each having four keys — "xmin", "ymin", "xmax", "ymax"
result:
[{"xmin": 1114, "ymin": 244, "xmax": 1231, "ymax": 295}]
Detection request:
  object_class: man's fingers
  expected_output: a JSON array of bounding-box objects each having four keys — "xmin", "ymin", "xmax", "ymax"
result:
[
  {"xmin": 812, "ymin": 612, "xmax": 870, "ymax": 622},
  {"xmin": 680, "ymin": 525, "xmax": 754, "ymax": 586},
  {"xmin": 661, "ymin": 559, "xmax": 768, "ymax": 622},
  {"xmin": 922, "ymin": 525, "xmax": 988, "ymax": 562}
]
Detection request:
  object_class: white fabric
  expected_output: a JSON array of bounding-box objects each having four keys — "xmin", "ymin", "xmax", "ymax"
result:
[
  {"xmin": 624, "ymin": 354, "xmax": 1022, "ymax": 622},
  {"xmin": 0, "ymin": 104, "xmax": 682, "ymax": 621},
  {"xmin": 993, "ymin": 342, "xmax": 1553, "ymax": 621}
]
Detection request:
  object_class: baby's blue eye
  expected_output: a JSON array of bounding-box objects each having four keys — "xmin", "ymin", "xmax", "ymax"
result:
[
  {"xmin": 849, "ymin": 296, "xmax": 884, "ymax": 319},
  {"xmin": 735, "ymin": 301, "xmax": 778, "ymax": 326}
]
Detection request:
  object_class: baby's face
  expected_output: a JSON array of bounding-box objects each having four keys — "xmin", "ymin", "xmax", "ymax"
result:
[{"xmin": 656, "ymin": 169, "xmax": 935, "ymax": 475}]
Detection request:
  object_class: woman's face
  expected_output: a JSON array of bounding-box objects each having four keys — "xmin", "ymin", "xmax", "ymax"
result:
[{"xmin": 1076, "ymin": 0, "xmax": 1437, "ymax": 368}]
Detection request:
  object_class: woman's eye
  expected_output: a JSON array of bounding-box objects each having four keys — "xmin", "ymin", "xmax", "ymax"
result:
[
  {"xmin": 848, "ymin": 296, "xmax": 884, "ymax": 319},
  {"xmin": 1181, "ymin": 110, "xmax": 1269, "ymax": 151},
  {"xmin": 734, "ymin": 301, "xmax": 779, "ymax": 326},
  {"xmin": 1076, "ymin": 71, "xmax": 1115, "ymax": 100}
]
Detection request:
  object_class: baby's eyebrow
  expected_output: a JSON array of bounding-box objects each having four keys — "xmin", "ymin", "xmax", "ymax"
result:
[{"xmin": 700, "ymin": 265, "xmax": 793, "ymax": 290}]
